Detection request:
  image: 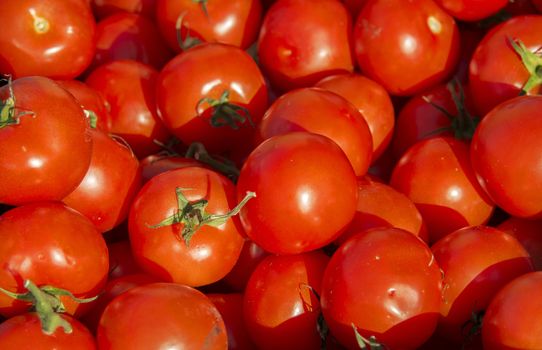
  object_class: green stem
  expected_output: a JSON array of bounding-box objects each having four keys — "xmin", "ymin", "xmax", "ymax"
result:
[
  {"xmin": 185, "ymin": 142, "xmax": 240, "ymax": 182},
  {"xmin": 508, "ymin": 37, "xmax": 542, "ymax": 95},
  {"xmin": 196, "ymin": 90, "xmax": 254, "ymax": 130},
  {"xmin": 83, "ymin": 109, "xmax": 98, "ymax": 129},
  {"xmin": 193, "ymin": 0, "xmax": 209, "ymax": 17},
  {"xmin": 0, "ymin": 76, "xmax": 32, "ymax": 128},
  {"xmin": 175, "ymin": 11, "xmax": 202, "ymax": 51},
  {"xmin": 352, "ymin": 324, "xmax": 386, "ymax": 350}
]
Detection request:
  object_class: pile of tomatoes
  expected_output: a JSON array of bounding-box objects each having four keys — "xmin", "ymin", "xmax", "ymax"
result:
[{"xmin": 1, "ymin": 0, "xmax": 542, "ymax": 349}]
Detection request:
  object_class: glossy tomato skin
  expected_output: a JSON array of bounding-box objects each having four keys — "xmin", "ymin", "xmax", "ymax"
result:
[
  {"xmin": 92, "ymin": 0, "xmax": 156, "ymax": 19},
  {"xmin": 243, "ymin": 251, "xmax": 329, "ymax": 350},
  {"xmin": 156, "ymin": 0, "xmax": 263, "ymax": 52},
  {"xmin": 0, "ymin": 0, "xmax": 95, "ymax": 79},
  {"xmin": 0, "ymin": 313, "xmax": 96, "ymax": 350},
  {"xmin": 433, "ymin": 0, "xmax": 508, "ymax": 21},
  {"xmin": 469, "ymin": 16, "xmax": 542, "ymax": 116},
  {"xmin": 498, "ymin": 217, "xmax": 542, "ymax": 271},
  {"xmin": 316, "ymin": 73, "xmax": 394, "ymax": 161},
  {"xmin": 85, "ymin": 60, "xmax": 171, "ymax": 159},
  {"xmin": 431, "ymin": 226, "xmax": 534, "ymax": 344},
  {"xmin": 0, "ymin": 202, "xmax": 109, "ymax": 318},
  {"xmin": 354, "ymin": 0, "xmax": 460, "ymax": 96},
  {"xmin": 129, "ymin": 167, "xmax": 245, "ymax": 287},
  {"xmin": 257, "ymin": 87, "xmax": 373, "ymax": 176},
  {"xmin": 237, "ymin": 132, "xmax": 358, "ymax": 255},
  {"xmin": 471, "ymin": 96, "xmax": 542, "ymax": 218},
  {"xmin": 0, "ymin": 76, "xmax": 93, "ymax": 206},
  {"xmin": 257, "ymin": 0, "xmax": 354, "ymax": 92},
  {"xmin": 482, "ymin": 271, "xmax": 542, "ymax": 349},
  {"xmin": 156, "ymin": 43, "xmax": 268, "ymax": 155},
  {"xmin": 63, "ymin": 129, "xmax": 142, "ymax": 233},
  {"xmin": 321, "ymin": 228, "xmax": 442, "ymax": 349},
  {"xmin": 97, "ymin": 283, "xmax": 227, "ymax": 349},
  {"xmin": 391, "ymin": 137, "xmax": 495, "ymax": 244},
  {"xmin": 221, "ymin": 239, "xmax": 269, "ymax": 292}
]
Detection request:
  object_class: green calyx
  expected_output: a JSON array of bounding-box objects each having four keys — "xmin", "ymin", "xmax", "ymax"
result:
[
  {"xmin": 185, "ymin": 142, "xmax": 240, "ymax": 183},
  {"xmin": 508, "ymin": 37, "xmax": 542, "ymax": 96},
  {"xmin": 0, "ymin": 76, "xmax": 33, "ymax": 128},
  {"xmin": 193, "ymin": 0, "xmax": 209, "ymax": 17},
  {"xmin": 196, "ymin": 90, "xmax": 254, "ymax": 130},
  {"xmin": 0, "ymin": 280, "xmax": 98, "ymax": 335},
  {"xmin": 461, "ymin": 309, "xmax": 485, "ymax": 349},
  {"xmin": 175, "ymin": 11, "xmax": 202, "ymax": 51},
  {"xmin": 148, "ymin": 187, "xmax": 256, "ymax": 245},
  {"xmin": 352, "ymin": 324, "xmax": 386, "ymax": 350},
  {"xmin": 83, "ymin": 109, "xmax": 98, "ymax": 129}
]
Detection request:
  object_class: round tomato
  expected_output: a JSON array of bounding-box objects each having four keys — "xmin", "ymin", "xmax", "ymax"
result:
[
  {"xmin": 498, "ymin": 217, "xmax": 542, "ymax": 271},
  {"xmin": 140, "ymin": 155, "xmax": 202, "ymax": 184},
  {"xmin": 221, "ymin": 239, "xmax": 268, "ymax": 292}
]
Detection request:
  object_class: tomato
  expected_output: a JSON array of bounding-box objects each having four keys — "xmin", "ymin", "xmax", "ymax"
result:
[
  {"xmin": 497, "ymin": 217, "xmax": 542, "ymax": 271},
  {"xmin": 140, "ymin": 155, "xmax": 202, "ymax": 184},
  {"xmin": 390, "ymin": 137, "xmax": 494, "ymax": 244},
  {"xmin": 0, "ymin": 0, "xmax": 95, "ymax": 79},
  {"xmin": 316, "ymin": 73, "xmax": 394, "ymax": 161},
  {"xmin": 221, "ymin": 239, "xmax": 268, "ymax": 292},
  {"xmin": 337, "ymin": 176, "xmax": 427, "ymax": 245},
  {"xmin": 97, "ymin": 283, "xmax": 227, "ymax": 349},
  {"xmin": 470, "ymin": 95, "xmax": 542, "ymax": 218},
  {"xmin": 469, "ymin": 15, "xmax": 542, "ymax": 116},
  {"xmin": 156, "ymin": 0, "xmax": 263, "ymax": 52},
  {"xmin": 257, "ymin": 87, "xmax": 373, "ymax": 176},
  {"xmin": 129, "ymin": 166, "xmax": 246, "ymax": 286},
  {"xmin": 92, "ymin": 0, "xmax": 156, "ymax": 19},
  {"xmin": 0, "ymin": 202, "xmax": 109, "ymax": 318},
  {"xmin": 354, "ymin": 0, "xmax": 460, "ymax": 95},
  {"xmin": 321, "ymin": 227, "xmax": 442, "ymax": 349},
  {"xmin": 237, "ymin": 132, "xmax": 358, "ymax": 255},
  {"xmin": 243, "ymin": 251, "xmax": 329, "ymax": 350},
  {"xmin": 208, "ymin": 293, "xmax": 257, "ymax": 350},
  {"xmin": 156, "ymin": 43, "xmax": 268, "ymax": 156},
  {"xmin": 257, "ymin": 0, "xmax": 354, "ymax": 92},
  {"xmin": 482, "ymin": 271, "xmax": 542, "ymax": 349},
  {"xmin": 63, "ymin": 129, "xmax": 142, "ymax": 233},
  {"xmin": 107, "ymin": 240, "xmax": 143, "ymax": 280},
  {"xmin": 91, "ymin": 13, "xmax": 173, "ymax": 71},
  {"xmin": 433, "ymin": 0, "xmax": 508, "ymax": 21},
  {"xmin": 431, "ymin": 225, "xmax": 534, "ymax": 344},
  {"xmin": 0, "ymin": 313, "xmax": 96, "ymax": 350},
  {"xmin": 85, "ymin": 59, "xmax": 171, "ymax": 159},
  {"xmin": 0, "ymin": 76, "xmax": 93, "ymax": 206}
]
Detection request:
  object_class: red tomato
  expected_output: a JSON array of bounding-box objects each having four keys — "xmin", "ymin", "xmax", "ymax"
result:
[
  {"xmin": 129, "ymin": 167, "xmax": 245, "ymax": 286},
  {"xmin": 97, "ymin": 283, "xmax": 227, "ymax": 349},
  {"xmin": 0, "ymin": 0, "xmax": 95, "ymax": 79},
  {"xmin": 257, "ymin": 87, "xmax": 373, "ymax": 176},
  {"xmin": 85, "ymin": 60, "xmax": 171, "ymax": 159},
  {"xmin": 0, "ymin": 202, "xmax": 109, "ymax": 318},
  {"xmin": 63, "ymin": 129, "xmax": 142, "ymax": 233},
  {"xmin": 337, "ymin": 176, "xmax": 427, "ymax": 245},
  {"xmin": 431, "ymin": 226, "xmax": 534, "ymax": 344},
  {"xmin": 140, "ymin": 155, "xmax": 203, "ymax": 184},
  {"xmin": 469, "ymin": 15, "xmax": 542, "ymax": 116},
  {"xmin": 0, "ymin": 77, "xmax": 93, "ymax": 206},
  {"xmin": 498, "ymin": 217, "xmax": 542, "ymax": 271},
  {"xmin": 92, "ymin": 0, "xmax": 156, "ymax": 19},
  {"xmin": 208, "ymin": 293, "xmax": 257, "ymax": 350},
  {"xmin": 221, "ymin": 239, "xmax": 268, "ymax": 292},
  {"xmin": 321, "ymin": 227, "xmax": 442, "ymax": 349},
  {"xmin": 91, "ymin": 13, "xmax": 173, "ymax": 70},
  {"xmin": 243, "ymin": 251, "xmax": 329, "ymax": 350},
  {"xmin": 391, "ymin": 137, "xmax": 494, "ymax": 244},
  {"xmin": 470, "ymin": 95, "xmax": 542, "ymax": 218},
  {"xmin": 0, "ymin": 313, "xmax": 96, "ymax": 350},
  {"xmin": 354, "ymin": 0, "xmax": 460, "ymax": 95},
  {"xmin": 156, "ymin": 0, "xmax": 263, "ymax": 52},
  {"xmin": 107, "ymin": 240, "xmax": 143, "ymax": 280},
  {"xmin": 482, "ymin": 271, "xmax": 542, "ymax": 349},
  {"xmin": 316, "ymin": 73, "xmax": 394, "ymax": 161},
  {"xmin": 433, "ymin": 0, "xmax": 508, "ymax": 21},
  {"xmin": 156, "ymin": 43, "xmax": 268, "ymax": 156},
  {"xmin": 237, "ymin": 132, "xmax": 358, "ymax": 255},
  {"xmin": 257, "ymin": 0, "xmax": 354, "ymax": 92}
]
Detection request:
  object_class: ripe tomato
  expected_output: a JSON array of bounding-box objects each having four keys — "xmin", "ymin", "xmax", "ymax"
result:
[
  {"xmin": 354, "ymin": 0, "xmax": 460, "ymax": 95},
  {"xmin": 431, "ymin": 225, "xmax": 534, "ymax": 344},
  {"xmin": 0, "ymin": 0, "xmax": 95, "ymax": 79},
  {"xmin": 129, "ymin": 167, "xmax": 245, "ymax": 286},
  {"xmin": 63, "ymin": 129, "xmax": 142, "ymax": 233},
  {"xmin": 0, "ymin": 76, "xmax": 93, "ymax": 206},
  {"xmin": 92, "ymin": 0, "xmax": 156, "ymax": 19},
  {"xmin": 0, "ymin": 202, "xmax": 109, "ymax": 318},
  {"xmin": 237, "ymin": 132, "xmax": 358, "ymax": 255},
  {"xmin": 243, "ymin": 251, "xmax": 329, "ymax": 350},
  {"xmin": 85, "ymin": 59, "xmax": 171, "ymax": 159},
  {"xmin": 390, "ymin": 137, "xmax": 494, "ymax": 244},
  {"xmin": 433, "ymin": 0, "xmax": 508, "ymax": 21},
  {"xmin": 97, "ymin": 283, "xmax": 227, "ymax": 349},
  {"xmin": 156, "ymin": 0, "xmax": 263, "ymax": 52},
  {"xmin": 316, "ymin": 73, "xmax": 394, "ymax": 161},
  {"xmin": 497, "ymin": 217, "xmax": 542, "ymax": 271},
  {"xmin": 257, "ymin": 87, "xmax": 373, "ymax": 176},
  {"xmin": 156, "ymin": 43, "xmax": 268, "ymax": 156},
  {"xmin": 482, "ymin": 271, "xmax": 542, "ymax": 349},
  {"xmin": 257, "ymin": 0, "xmax": 354, "ymax": 92},
  {"xmin": 0, "ymin": 313, "xmax": 96, "ymax": 349},
  {"xmin": 221, "ymin": 239, "xmax": 268, "ymax": 292},
  {"xmin": 321, "ymin": 227, "xmax": 442, "ymax": 349},
  {"xmin": 470, "ymin": 95, "xmax": 542, "ymax": 218},
  {"xmin": 140, "ymin": 155, "xmax": 203, "ymax": 184}
]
